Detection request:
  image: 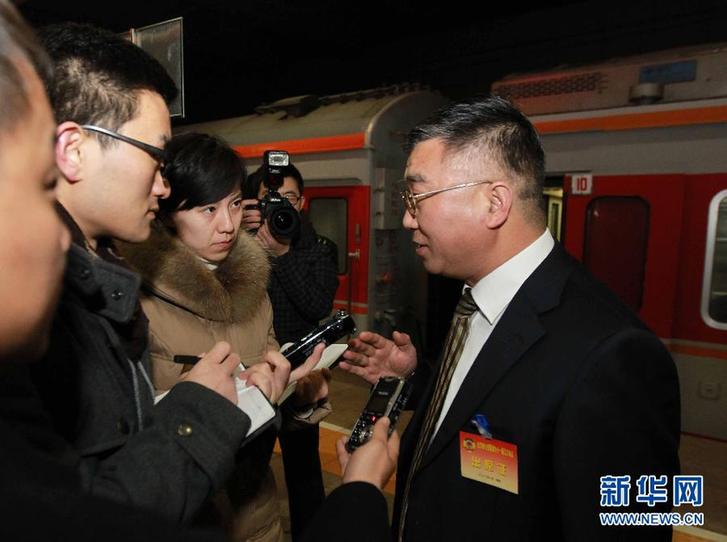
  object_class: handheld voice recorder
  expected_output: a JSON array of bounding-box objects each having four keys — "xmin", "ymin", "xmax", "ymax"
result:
[{"xmin": 346, "ymin": 376, "xmax": 412, "ymax": 452}]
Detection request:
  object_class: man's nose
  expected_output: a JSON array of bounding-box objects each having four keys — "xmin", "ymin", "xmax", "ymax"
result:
[
  {"xmin": 402, "ymin": 209, "xmax": 418, "ymax": 230},
  {"xmin": 154, "ymin": 169, "xmax": 171, "ymax": 200}
]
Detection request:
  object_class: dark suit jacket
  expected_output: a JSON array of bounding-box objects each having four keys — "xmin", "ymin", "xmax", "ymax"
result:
[{"xmin": 394, "ymin": 243, "xmax": 681, "ymax": 541}]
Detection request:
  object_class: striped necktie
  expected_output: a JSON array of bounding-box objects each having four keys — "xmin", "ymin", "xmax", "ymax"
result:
[{"xmin": 398, "ymin": 287, "xmax": 479, "ymax": 541}]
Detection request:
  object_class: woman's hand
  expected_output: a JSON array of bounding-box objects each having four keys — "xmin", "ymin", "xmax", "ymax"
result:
[
  {"xmin": 241, "ymin": 342, "xmax": 325, "ymax": 404},
  {"xmin": 181, "ymin": 341, "xmax": 240, "ymax": 404}
]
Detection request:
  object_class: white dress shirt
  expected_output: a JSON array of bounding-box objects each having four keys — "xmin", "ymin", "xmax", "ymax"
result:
[{"xmin": 432, "ymin": 229, "xmax": 555, "ymax": 438}]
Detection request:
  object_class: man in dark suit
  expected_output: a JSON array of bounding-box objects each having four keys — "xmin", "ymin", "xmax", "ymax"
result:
[{"xmin": 339, "ymin": 96, "xmax": 681, "ymax": 541}]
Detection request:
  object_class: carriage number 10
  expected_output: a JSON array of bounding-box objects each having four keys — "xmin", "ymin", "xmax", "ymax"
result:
[{"xmin": 571, "ymin": 174, "xmax": 593, "ymax": 195}]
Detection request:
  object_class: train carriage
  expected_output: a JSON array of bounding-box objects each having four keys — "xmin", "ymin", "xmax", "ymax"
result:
[{"xmin": 494, "ymin": 43, "xmax": 727, "ymax": 440}]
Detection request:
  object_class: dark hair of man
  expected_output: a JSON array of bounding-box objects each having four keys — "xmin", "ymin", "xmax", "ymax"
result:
[
  {"xmin": 0, "ymin": 0, "xmax": 51, "ymax": 134},
  {"xmin": 38, "ymin": 22, "xmax": 177, "ymax": 147},
  {"xmin": 244, "ymin": 162, "xmax": 304, "ymax": 199},
  {"xmin": 158, "ymin": 132, "xmax": 246, "ymax": 214},
  {"xmin": 405, "ymin": 95, "xmax": 546, "ymax": 221}
]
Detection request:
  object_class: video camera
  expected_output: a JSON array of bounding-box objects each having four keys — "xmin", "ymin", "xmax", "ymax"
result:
[{"xmin": 247, "ymin": 150, "xmax": 301, "ymax": 239}]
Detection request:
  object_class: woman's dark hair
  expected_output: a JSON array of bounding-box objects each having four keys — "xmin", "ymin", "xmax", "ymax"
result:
[{"xmin": 159, "ymin": 132, "xmax": 246, "ymax": 213}]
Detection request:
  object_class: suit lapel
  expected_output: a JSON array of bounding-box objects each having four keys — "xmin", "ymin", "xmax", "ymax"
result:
[
  {"xmin": 421, "ymin": 300, "xmax": 544, "ymax": 467},
  {"xmin": 419, "ymin": 243, "xmax": 574, "ymax": 469}
]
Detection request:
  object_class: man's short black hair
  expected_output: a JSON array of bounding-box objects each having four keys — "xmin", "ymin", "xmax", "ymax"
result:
[
  {"xmin": 159, "ymin": 132, "xmax": 246, "ymax": 214},
  {"xmin": 406, "ymin": 95, "xmax": 545, "ymax": 218},
  {"xmin": 0, "ymin": 0, "xmax": 51, "ymax": 134},
  {"xmin": 39, "ymin": 22, "xmax": 177, "ymax": 138},
  {"xmin": 245, "ymin": 162, "xmax": 304, "ymax": 199}
]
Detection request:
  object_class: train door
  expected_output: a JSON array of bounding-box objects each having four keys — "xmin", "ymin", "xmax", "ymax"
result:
[
  {"xmin": 671, "ymin": 174, "xmax": 727, "ymax": 439},
  {"xmin": 673, "ymin": 174, "xmax": 727, "ymax": 342},
  {"xmin": 561, "ymin": 174, "xmax": 686, "ymax": 338},
  {"xmin": 303, "ymin": 185, "xmax": 370, "ymax": 319}
]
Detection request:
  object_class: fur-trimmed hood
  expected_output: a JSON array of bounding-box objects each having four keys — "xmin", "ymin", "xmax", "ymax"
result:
[{"xmin": 118, "ymin": 222, "xmax": 270, "ymax": 323}]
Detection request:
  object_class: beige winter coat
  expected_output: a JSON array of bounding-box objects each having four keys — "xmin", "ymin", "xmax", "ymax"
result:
[{"xmin": 120, "ymin": 222, "xmax": 282, "ymax": 542}]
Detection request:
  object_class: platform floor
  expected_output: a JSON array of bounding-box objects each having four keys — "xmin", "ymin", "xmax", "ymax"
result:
[{"xmin": 270, "ymin": 368, "xmax": 727, "ymax": 542}]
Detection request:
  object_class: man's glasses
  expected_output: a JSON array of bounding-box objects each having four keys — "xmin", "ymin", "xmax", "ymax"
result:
[
  {"xmin": 282, "ymin": 193, "xmax": 301, "ymax": 205},
  {"xmin": 81, "ymin": 125, "xmax": 166, "ymax": 176},
  {"xmin": 399, "ymin": 180, "xmax": 493, "ymax": 217},
  {"xmin": 261, "ymin": 189, "xmax": 301, "ymax": 206}
]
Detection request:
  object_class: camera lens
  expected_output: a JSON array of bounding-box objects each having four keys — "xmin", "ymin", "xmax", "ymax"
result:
[{"xmin": 269, "ymin": 206, "xmax": 300, "ymax": 238}]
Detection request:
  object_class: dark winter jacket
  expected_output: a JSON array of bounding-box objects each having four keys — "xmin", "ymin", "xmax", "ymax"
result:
[
  {"xmin": 0, "ymin": 363, "xmax": 226, "ymax": 541},
  {"xmin": 28, "ymin": 207, "xmax": 250, "ymax": 524}
]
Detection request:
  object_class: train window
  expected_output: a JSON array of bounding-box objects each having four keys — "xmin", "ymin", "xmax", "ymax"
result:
[
  {"xmin": 583, "ymin": 197, "xmax": 649, "ymax": 312},
  {"xmin": 308, "ymin": 197, "xmax": 348, "ymax": 274},
  {"xmin": 702, "ymin": 190, "xmax": 727, "ymax": 328}
]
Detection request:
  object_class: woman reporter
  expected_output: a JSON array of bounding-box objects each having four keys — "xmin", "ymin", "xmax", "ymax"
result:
[{"xmin": 120, "ymin": 133, "xmax": 327, "ymax": 542}]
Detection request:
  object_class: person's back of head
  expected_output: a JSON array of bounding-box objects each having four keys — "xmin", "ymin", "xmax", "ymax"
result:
[
  {"xmin": 0, "ymin": 0, "xmax": 69, "ymax": 362},
  {"xmin": 0, "ymin": 1, "xmax": 50, "ymax": 130}
]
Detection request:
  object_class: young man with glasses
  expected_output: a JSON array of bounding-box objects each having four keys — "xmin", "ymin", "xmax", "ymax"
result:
[
  {"xmin": 243, "ymin": 163, "xmax": 339, "ymax": 540},
  {"xmin": 25, "ymin": 22, "xmax": 280, "ymax": 524},
  {"xmin": 0, "ymin": 10, "xmax": 372, "ymax": 541},
  {"xmin": 338, "ymin": 96, "xmax": 680, "ymax": 541}
]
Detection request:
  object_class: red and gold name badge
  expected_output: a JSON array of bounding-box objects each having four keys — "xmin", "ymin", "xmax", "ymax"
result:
[{"xmin": 459, "ymin": 431, "xmax": 518, "ymax": 494}]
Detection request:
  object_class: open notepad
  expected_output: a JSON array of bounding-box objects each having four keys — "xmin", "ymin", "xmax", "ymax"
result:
[
  {"xmin": 233, "ymin": 381, "xmax": 276, "ymax": 438},
  {"xmin": 155, "ymin": 342, "xmax": 348, "ymax": 438}
]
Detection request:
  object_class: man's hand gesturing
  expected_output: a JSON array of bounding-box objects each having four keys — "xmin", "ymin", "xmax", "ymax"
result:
[{"xmin": 339, "ymin": 331, "xmax": 417, "ymax": 385}]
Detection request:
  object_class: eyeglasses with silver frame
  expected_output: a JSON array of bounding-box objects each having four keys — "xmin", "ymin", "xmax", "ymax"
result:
[{"xmin": 398, "ymin": 179, "xmax": 493, "ymax": 217}]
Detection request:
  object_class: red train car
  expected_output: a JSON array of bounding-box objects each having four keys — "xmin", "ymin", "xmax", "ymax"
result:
[{"xmin": 494, "ymin": 43, "xmax": 727, "ymax": 440}]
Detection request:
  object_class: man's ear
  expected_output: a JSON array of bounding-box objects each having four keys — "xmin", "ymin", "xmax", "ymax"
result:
[
  {"xmin": 55, "ymin": 122, "xmax": 85, "ymax": 183},
  {"xmin": 298, "ymin": 195, "xmax": 306, "ymax": 210},
  {"xmin": 485, "ymin": 183, "xmax": 513, "ymax": 229}
]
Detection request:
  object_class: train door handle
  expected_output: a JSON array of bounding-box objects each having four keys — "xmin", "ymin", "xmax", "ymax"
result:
[{"xmin": 347, "ymin": 249, "xmax": 360, "ymax": 259}]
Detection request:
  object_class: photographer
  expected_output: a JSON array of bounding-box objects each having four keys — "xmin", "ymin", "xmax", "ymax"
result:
[{"xmin": 243, "ymin": 160, "xmax": 339, "ymax": 540}]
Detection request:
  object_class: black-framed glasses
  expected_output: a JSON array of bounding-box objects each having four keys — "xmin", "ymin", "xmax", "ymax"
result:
[
  {"xmin": 81, "ymin": 125, "xmax": 167, "ymax": 175},
  {"xmin": 399, "ymin": 180, "xmax": 493, "ymax": 217},
  {"xmin": 260, "ymin": 189, "xmax": 301, "ymax": 206},
  {"xmin": 282, "ymin": 193, "xmax": 301, "ymax": 205}
]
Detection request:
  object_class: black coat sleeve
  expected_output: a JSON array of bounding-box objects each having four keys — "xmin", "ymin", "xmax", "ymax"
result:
[
  {"xmin": 553, "ymin": 328, "xmax": 681, "ymax": 541},
  {"xmin": 81, "ymin": 382, "xmax": 250, "ymax": 523},
  {"xmin": 301, "ymin": 482, "xmax": 392, "ymax": 542}
]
